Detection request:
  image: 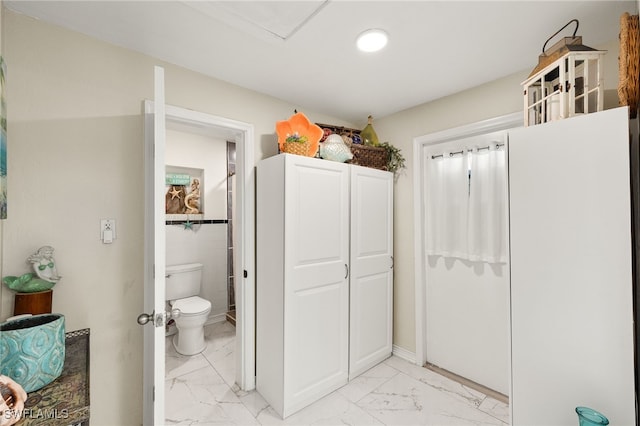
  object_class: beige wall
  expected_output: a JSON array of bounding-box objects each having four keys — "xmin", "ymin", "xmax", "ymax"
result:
[
  {"xmin": 0, "ymin": 9, "xmax": 353, "ymax": 425},
  {"xmin": 375, "ymin": 38, "xmax": 622, "ymax": 353}
]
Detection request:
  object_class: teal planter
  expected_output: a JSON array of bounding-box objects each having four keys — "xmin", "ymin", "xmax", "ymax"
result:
[
  {"xmin": 576, "ymin": 406, "xmax": 609, "ymax": 426},
  {"xmin": 0, "ymin": 314, "xmax": 65, "ymax": 392}
]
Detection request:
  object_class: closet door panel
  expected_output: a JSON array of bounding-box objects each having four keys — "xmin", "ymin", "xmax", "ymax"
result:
[
  {"xmin": 283, "ymin": 156, "xmax": 350, "ymax": 415},
  {"xmin": 509, "ymin": 107, "xmax": 635, "ymax": 425},
  {"xmin": 422, "ymin": 131, "xmax": 510, "ymax": 395},
  {"xmin": 350, "ymin": 273, "xmax": 390, "ymax": 364},
  {"xmin": 349, "ymin": 165, "xmax": 393, "ymax": 379},
  {"xmin": 288, "ymin": 282, "xmax": 346, "ymax": 395}
]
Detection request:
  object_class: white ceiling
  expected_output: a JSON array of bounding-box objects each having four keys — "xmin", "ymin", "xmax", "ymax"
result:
[{"xmin": 5, "ymin": 0, "xmax": 637, "ymax": 124}]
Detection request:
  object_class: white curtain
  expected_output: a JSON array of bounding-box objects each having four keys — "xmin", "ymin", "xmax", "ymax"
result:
[
  {"xmin": 426, "ymin": 143, "xmax": 507, "ymax": 263},
  {"xmin": 467, "ymin": 145, "xmax": 507, "ymax": 263},
  {"xmin": 426, "ymin": 151, "xmax": 469, "ymax": 259}
]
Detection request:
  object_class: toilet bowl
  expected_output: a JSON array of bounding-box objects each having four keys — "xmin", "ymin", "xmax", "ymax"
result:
[
  {"xmin": 166, "ymin": 263, "xmax": 212, "ymax": 356},
  {"xmin": 170, "ymin": 296, "xmax": 211, "ymax": 355}
]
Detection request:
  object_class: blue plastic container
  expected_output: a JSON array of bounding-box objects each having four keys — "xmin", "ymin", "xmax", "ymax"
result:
[
  {"xmin": 576, "ymin": 406, "xmax": 609, "ymax": 426},
  {"xmin": 0, "ymin": 313, "xmax": 65, "ymax": 392}
]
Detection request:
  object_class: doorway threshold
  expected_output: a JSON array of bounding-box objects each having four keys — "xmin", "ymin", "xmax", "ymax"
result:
[{"xmin": 424, "ymin": 362, "xmax": 508, "ymax": 404}]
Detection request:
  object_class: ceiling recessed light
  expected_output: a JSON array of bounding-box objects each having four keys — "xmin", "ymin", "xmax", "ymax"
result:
[{"xmin": 356, "ymin": 29, "xmax": 388, "ymax": 53}]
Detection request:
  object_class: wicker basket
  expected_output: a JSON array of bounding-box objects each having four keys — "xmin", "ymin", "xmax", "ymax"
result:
[
  {"xmin": 281, "ymin": 141, "xmax": 310, "ymax": 156},
  {"xmin": 350, "ymin": 144, "xmax": 389, "ymax": 170},
  {"xmin": 315, "ymin": 122, "xmax": 390, "ymax": 170},
  {"xmin": 316, "ymin": 123, "xmax": 360, "ymax": 141},
  {"xmin": 619, "ymin": 12, "xmax": 639, "ymax": 118}
]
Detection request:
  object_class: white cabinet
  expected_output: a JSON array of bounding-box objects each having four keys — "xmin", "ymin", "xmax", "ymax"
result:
[
  {"xmin": 509, "ymin": 107, "xmax": 635, "ymax": 425},
  {"xmin": 256, "ymin": 154, "xmax": 393, "ymax": 418},
  {"xmin": 349, "ymin": 164, "xmax": 394, "ymax": 380}
]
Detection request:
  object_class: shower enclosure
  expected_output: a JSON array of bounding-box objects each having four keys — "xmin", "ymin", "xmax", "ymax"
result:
[{"xmin": 226, "ymin": 141, "xmax": 236, "ymax": 325}]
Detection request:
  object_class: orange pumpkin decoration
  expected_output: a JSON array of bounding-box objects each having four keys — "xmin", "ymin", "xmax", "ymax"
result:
[{"xmin": 275, "ymin": 112, "xmax": 323, "ymax": 157}]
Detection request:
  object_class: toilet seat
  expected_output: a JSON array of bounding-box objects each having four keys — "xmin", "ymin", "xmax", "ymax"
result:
[{"xmin": 171, "ymin": 296, "xmax": 211, "ymax": 316}]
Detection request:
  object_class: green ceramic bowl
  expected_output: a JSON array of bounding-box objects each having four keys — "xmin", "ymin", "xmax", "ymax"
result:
[{"xmin": 0, "ymin": 313, "xmax": 65, "ymax": 392}]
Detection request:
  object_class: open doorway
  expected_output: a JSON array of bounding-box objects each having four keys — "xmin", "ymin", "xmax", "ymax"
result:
[
  {"xmin": 163, "ymin": 123, "xmax": 245, "ymax": 420},
  {"xmin": 163, "ymin": 122, "xmax": 235, "ymax": 327},
  {"xmin": 143, "ymin": 101, "xmax": 256, "ymax": 423}
]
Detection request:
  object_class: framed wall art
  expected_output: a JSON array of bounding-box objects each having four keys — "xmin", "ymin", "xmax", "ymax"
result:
[{"xmin": 1, "ymin": 56, "xmax": 7, "ymax": 219}]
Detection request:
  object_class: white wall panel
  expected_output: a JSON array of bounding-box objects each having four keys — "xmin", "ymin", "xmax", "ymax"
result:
[{"xmin": 509, "ymin": 107, "xmax": 635, "ymax": 425}]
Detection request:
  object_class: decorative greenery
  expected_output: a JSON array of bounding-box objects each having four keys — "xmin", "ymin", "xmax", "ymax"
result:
[
  {"xmin": 285, "ymin": 132, "xmax": 309, "ymax": 144},
  {"xmin": 381, "ymin": 142, "xmax": 406, "ymax": 175}
]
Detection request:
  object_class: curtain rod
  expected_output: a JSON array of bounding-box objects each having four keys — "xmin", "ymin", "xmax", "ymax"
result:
[{"xmin": 431, "ymin": 143, "xmax": 505, "ymax": 159}]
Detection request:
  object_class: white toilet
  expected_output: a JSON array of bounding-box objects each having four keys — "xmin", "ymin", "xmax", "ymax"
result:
[{"xmin": 166, "ymin": 263, "xmax": 212, "ymax": 355}]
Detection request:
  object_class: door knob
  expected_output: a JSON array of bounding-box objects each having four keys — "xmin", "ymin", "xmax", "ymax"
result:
[
  {"xmin": 137, "ymin": 312, "xmax": 155, "ymax": 325},
  {"xmin": 137, "ymin": 309, "xmax": 180, "ymax": 326}
]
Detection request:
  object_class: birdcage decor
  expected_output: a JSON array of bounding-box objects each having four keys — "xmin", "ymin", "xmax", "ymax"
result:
[{"xmin": 522, "ymin": 19, "xmax": 605, "ymax": 126}]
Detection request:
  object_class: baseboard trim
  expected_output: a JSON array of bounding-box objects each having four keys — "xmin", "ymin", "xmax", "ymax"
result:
[
  {"xmin": 392, "ymin": 344, "xmax": 417, "ymax": 364},
  {"xmin": 425, "ymin": 362, "xmax": 509, "ymax": 403},
  {"xmin": 205, "ymin": 313, "xmax": 227, "ymax": 326}
]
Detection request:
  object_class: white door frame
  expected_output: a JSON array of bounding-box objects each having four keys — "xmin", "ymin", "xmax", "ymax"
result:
[
  {"xmin": 142, "ymin": 67, "xmax": 167, "ymax": 425},
  {"xmin": 412, "ymin": 112, "xmax": 521, "ymax": 368},
  {"xmin": 143, "ymin": 101, "xmax": 256, "ymax": 390}
]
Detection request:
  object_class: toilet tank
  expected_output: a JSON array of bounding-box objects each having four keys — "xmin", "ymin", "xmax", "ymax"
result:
[{"xmin": 165, "ymin": 263, "xmax": 203, "ymax": 301}]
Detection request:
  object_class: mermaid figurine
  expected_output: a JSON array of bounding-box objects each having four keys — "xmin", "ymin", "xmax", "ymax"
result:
[
  {"xmin": 27, "ymin": 246, "xmax": 61, "ymax": 283},
  {"xmin": 2, "ymin": 246, "xmax": 61, "ymax": 293}
]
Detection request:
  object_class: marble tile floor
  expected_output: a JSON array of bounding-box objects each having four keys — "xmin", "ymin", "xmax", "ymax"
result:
[{"xmin": 165, "ymin": 321, "xmax": 510, "ymax": 425}]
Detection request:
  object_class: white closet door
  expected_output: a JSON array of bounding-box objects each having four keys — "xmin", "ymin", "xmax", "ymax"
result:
[
  {"xmin": 283, "ymin": 155, "xmax": 350, "ymax": 416},
  {"xmin": 509, "ymin": 107, "xmax": 635, "ymax": 425},
  {"xmin": 349, "ymin": 165, "xmax": 393, "ymax": 379}
]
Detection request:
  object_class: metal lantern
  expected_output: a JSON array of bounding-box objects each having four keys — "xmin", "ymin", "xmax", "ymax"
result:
[{"xmin": 522, "ymin": 20, "xmax": 605, "ymax": 126}]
